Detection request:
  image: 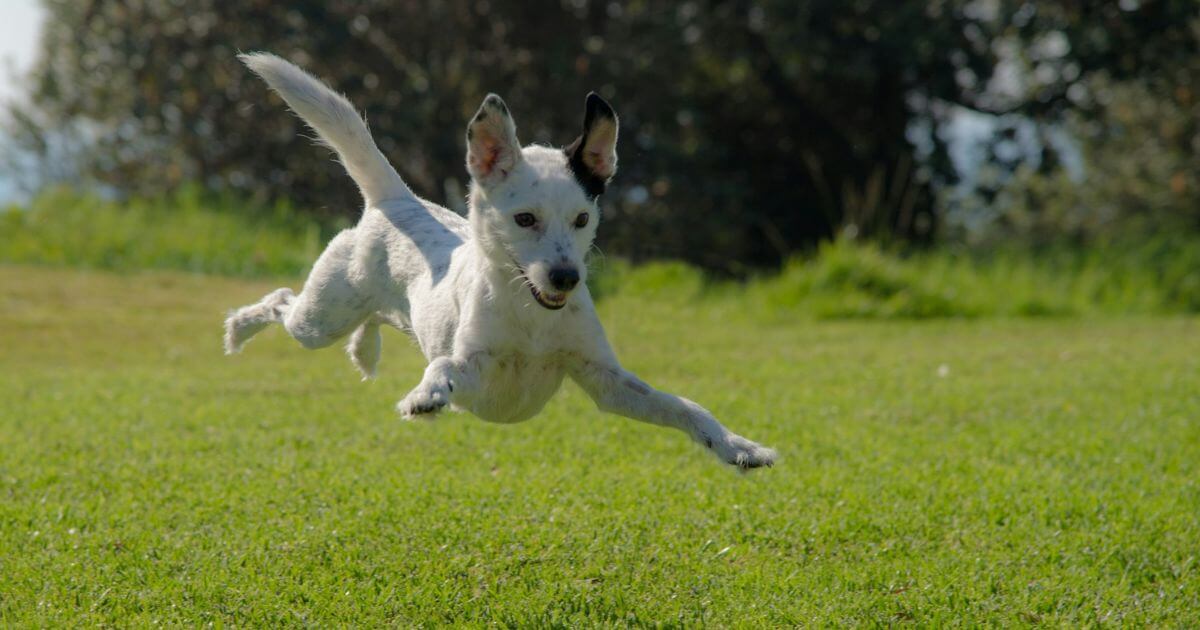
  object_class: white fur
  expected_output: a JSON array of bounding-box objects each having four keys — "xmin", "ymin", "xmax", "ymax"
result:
[{"xmin": 225, "ymin": 53, "xmax": 777, "ymax": 469}]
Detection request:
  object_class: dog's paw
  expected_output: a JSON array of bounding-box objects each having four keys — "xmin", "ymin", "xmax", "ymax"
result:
[
  {"xmin": 711, "ymin": 434, "xmax": 778, "ymax": 470},
  {"xmin": 397, "ymin": 382, "xmax": 450, "ymax": 419}
]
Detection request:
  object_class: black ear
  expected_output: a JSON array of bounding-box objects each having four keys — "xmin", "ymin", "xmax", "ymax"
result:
[{"xmin": 565, "ymin": 92, "xmax": 619, "ymax": 199}]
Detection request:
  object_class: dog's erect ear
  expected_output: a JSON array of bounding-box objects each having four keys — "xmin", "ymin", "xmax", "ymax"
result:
[
  {"xmin": 466, "ymin": 94, "xmax": 523, "ymax": 188},
  {"xmin": 565, "ymin": 92, "xmax": 619, "ymax": 199}
]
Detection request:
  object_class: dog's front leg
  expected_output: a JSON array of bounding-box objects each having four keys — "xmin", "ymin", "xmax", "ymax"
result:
[
  {"xmin": 397, "ymin": 354, "xmax": 483, "ymax": 419},
  {"xmin": 569, "ymin": 359, "xmax": 777, "ymax": 469}
]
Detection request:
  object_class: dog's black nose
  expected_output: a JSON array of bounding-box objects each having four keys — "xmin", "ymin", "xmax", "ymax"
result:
[{"xmin": 548, "ymin": 267, "xmax": 580, "ymax": 291}]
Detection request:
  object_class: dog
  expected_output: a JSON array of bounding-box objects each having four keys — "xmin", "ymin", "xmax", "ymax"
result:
[{"xmin": 224, "ymin": 53, "xmax": 777, "ymax": 469}]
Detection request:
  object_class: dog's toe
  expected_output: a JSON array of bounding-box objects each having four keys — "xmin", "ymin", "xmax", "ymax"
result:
[
  {"xmin": 715, "ymin": 435, "xmax": 778, "ymax": 471},
  {"xmin": 734, "ymin": 447, "xmax": 777, "ymax": 470},
  {"xmin": 398, "ymin": 400, "xmax": 443, "ymax": 419},
  {"xmin": 397, "ymin": 385, "xmax": 450, "ymax": 420}
]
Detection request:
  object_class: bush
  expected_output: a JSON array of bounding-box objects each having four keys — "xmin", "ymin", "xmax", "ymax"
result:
[
  {"xmin": 4, "ymin": 188, "xmax": 1198, "ymax": 317},
  {"xmin": 743, "ymin": 238, "xmax": 1200, "ymax": 319},
  {"xmin": 0, "ymin": 186, "xmax": 335, "ymax": 277}
]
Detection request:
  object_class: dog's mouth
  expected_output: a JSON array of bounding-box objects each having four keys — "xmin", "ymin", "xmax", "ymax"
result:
[
  {"xmin": 528, "ymin": 283, "xmax": 568, "ymax": 310},
  {"xmin": 511, "ymin": 259, "xmax": 569, "ymax": 310}
]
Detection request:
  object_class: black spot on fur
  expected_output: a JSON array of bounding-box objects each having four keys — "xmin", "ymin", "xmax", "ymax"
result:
[
  {"xmin": 565, "ymin": 92, "xmax": 617, "ymax": 200},
  {"xmin": 705, "ymin": 438, "xmax": 713, "ymax": 449},
  {"xmin": 487, "ymin": 95, "xmax": 509, "ymax": 115},
  {"xmin": 474, "ymin": 111, "xmax": 487, "ymax": 122},
  {"xmin": 467, "ymin": 127, "xmax": 474, "ymax": 141}
]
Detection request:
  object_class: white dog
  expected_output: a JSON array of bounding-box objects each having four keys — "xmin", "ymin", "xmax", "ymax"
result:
[{"xmin": 224, "ymin": 53, "xmax": 776, "ymax": 469}]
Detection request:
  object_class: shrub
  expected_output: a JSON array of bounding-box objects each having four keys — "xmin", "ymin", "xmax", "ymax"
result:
[
  {"xmin": 0, "ymin": 186, "xmax": 334, "ymax": 277},
  {"xmin": 4, "ymin": 188, "xmax": 1198, "ymax": 317}
]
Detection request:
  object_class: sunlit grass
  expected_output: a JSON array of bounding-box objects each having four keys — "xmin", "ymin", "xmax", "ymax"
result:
[
  {"xmin": 0, "ymin": 186, "xmax": 331, "ymax": 277},
  {"xmin": 1, "ymin": 266, "xmax": 1197, "ymax": 625}
]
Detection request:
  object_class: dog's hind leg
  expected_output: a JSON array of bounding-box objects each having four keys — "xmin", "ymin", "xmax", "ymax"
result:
[
  {"xmin": 281, "ymin": 230, "xmax": 375, "ymax": 350},
  {"xmin": 346, "ymin": 317, "xmax": 382, "ymax": 380},
  {"xmin": 226, "ymin": 230, "xmax": 374, "ymax": 354},
  {"xmin": 224, "ymin": 287, "xmax": 296, "ymax": 354}
]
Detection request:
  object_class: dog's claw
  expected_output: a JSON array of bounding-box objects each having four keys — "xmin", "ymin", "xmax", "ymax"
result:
[
  {"xmin": 716, "ymin": 434, "xmax": 778, "ymax": 471},
  {"xmin": 398, "ymin": 400, "xmax": 445, "ymax": 419},
  {"xmin": 398, "ymin": 388, "xmax": 451, "ymax": 417},
  {"xmin": 397, "ymin": 382, "xmax": 451, "ymax": 419}
]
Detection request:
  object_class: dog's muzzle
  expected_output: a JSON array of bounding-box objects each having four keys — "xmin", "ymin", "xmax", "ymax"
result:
[{"xmin": 513, "ymin": 260, "xmax": 570, "ymax": 310}]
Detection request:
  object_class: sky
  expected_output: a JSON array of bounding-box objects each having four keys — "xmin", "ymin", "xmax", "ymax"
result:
[
  {"xmin": 0, "ymin": 0, "xmax": 46, "ymax": 202},
  {"xmin": 0, "ymin": 0, "xmax": 45, "ymax": 103}
]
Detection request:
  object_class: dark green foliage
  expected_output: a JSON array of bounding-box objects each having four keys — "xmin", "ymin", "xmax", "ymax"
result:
[
  {"xmin": 940, "ymin": 2, "xmax": 1200, "ymax": 242},
  {"xmin": 4, "ymin": 1, "xmax": 1199, "ymax": 271},
  {"xmin": 14, "ymin": 0, "xmax": 971, "ymax": 269}
]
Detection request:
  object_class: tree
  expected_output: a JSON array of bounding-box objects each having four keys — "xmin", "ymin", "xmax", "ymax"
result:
[
  {"xmin": 6, "ymin": 0, "xmax": 1198, "ymax": 272},
  {"xmin": 940, "ymin": 0, "xmax": 1200, "ymax": 243}
]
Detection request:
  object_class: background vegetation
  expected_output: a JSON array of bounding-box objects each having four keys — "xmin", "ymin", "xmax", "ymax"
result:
[
  {"xmin": 4, "ymin": 1, "xmax": 1199, "ymax": 273},
  {"xmin": 2, "ymin": 2, "xmax": 1199, "ymax": 624},
  {"xmin": 5, "ymin": 187, "xmax": 1200, "ymax": 319}
]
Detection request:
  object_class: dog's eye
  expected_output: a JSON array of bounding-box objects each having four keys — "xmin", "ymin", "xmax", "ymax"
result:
[
  {"xmin": 574, "ymin": 213, "xmax": 589, "ymax": 228},
  {"xmin": 514, "ymin": 213, "xmax": 537, "ymax": 228}
]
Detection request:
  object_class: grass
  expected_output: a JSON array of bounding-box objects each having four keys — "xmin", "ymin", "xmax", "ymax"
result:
[
  {"xmin": 592, "ymin": 238, "xmax": 1200, "ymax": 318},
  {"xmin": 1, "ymin": 265, "xmax": 1198, "ymax": 625},
  {"xmin": 0, "ymin": 187, "xmax": 331, "ymax": 277},
  {"xmin": 5, "ymin": 188, "xmax": 1200, "ymax": 317}
]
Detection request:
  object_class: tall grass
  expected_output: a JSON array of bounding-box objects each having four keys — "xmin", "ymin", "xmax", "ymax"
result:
[
  {"xmin": 750, "ymin": 238, "xmax": 1200, "ymax": 318},
  {"xmin": 591, "ymin": 238, "xmax": 1200, "ymax": 317},
  {"xmin": 4, "ymin": 188, "xmax": 1199, "ymax": 316},
  {"xmin": 0, "ymin": 186, "xmax": 335, "ymax": 277}
]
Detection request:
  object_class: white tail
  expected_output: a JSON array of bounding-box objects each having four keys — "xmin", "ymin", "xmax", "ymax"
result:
[{"xmin": 239, "ymin": 52, "xmax": 413, "ymax": 206}]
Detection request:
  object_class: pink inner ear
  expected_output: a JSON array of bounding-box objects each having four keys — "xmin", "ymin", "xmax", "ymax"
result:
[
  {"xmin": 585, "ymin": 149, "xmax": 608, "ymax": 174},
  {"xmin": 470, "ymin": 136, "xmax": 505, "ymax": 176}
]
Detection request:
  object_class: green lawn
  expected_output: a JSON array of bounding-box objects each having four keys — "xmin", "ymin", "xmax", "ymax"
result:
[{"xmin": 1, "ymin": 265, "xmax": 1197, "ymax": 626}]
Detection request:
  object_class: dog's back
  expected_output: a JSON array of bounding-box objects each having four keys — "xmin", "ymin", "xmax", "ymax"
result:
[{"xmin": 227, "ymin": 54, "xmax": 472, "ymax": 371}]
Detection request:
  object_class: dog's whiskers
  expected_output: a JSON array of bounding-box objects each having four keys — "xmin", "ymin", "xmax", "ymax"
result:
[{"xmin": 508, "ymin": 276, "xmax": 532, "ymax": 294}]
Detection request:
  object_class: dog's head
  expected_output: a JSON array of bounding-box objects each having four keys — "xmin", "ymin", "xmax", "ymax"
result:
[{"xmin": 465, "ymin": 93, "xmax": 618, "ymax": 310}]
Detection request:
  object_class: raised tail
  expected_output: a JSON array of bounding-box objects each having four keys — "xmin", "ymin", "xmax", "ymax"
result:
[{"xmin": 239, "ymin": 52, "xmax": 413, "ymax": 207}]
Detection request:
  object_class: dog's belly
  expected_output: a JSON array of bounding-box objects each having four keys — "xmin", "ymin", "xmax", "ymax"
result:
[{"xmin": 463, "ymin": 352, "xmax": 566, "ymax": 424}]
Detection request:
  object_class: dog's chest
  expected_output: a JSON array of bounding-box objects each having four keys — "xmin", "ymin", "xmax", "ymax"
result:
[{"xmin": 468, "ymin": 350, "xmax": 567, "ymax": 424}]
